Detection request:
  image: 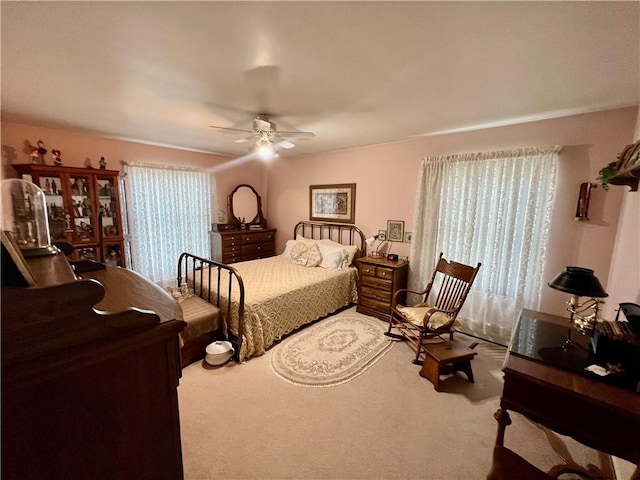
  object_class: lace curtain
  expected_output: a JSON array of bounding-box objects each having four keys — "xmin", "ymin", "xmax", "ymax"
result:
[
  {"xmin": 122, "ymin": 163, "xmax": 214, "ymax": 286},
  {"xmin": 409, "ymin": 147, "xmax": 560, "ymax": 343}
]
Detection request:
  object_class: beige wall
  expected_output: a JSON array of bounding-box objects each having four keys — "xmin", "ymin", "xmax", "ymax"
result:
[
  {"xmin": 3, "ymin": 107, "xmax": 637, "ymax": 318},
  {"xmin": 0, "ymin": 122, "xmax": 265, "ymax": 218},
  {"xmin": 605, "ymin": 109, "xmax": 640, "ymax": 320},
  {"xmin": 267, "ymin": 106, "xmax": 638, "ymax": 317}
]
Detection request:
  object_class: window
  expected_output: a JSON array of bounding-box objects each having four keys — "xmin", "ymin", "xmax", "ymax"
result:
[
  {"xmin": 410, "ymin": 147, "xmax": 559, "ymax": 343},
  {"xmin": 122, "ymin": 163, "xmax": 214, "ymax": 286}
]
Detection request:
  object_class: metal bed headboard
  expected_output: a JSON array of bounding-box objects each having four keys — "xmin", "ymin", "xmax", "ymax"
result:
[{"xmin": 293, "ymin": 221, "xmax": 366, "ymax": 253}]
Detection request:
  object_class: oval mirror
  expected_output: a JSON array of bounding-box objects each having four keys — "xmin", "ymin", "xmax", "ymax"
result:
[{"xmin": 229, "ymin": 184, "xmax": 266, "ymax": 227}]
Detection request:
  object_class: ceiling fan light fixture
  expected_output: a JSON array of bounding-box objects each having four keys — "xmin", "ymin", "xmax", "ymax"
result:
[{"xmin": 254, "ymin": 141, "xmax": 274, "ymax": 160}]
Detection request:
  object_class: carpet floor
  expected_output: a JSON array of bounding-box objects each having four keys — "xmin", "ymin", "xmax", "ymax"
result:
[{"xmin": 177, "ymin": 307, "xmax": 607, "ymax": 480}]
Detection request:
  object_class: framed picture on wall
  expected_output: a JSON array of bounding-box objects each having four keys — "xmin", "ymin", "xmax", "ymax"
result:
[
  {"xmin": 309, "ymin": 183, "xmax": 356, "ymax": 223},
  {"xmin": 387, "ymin": 220, "xmax": 404, "ymax": 242}
]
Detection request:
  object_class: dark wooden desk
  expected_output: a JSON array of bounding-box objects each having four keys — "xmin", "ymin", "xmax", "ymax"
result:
[
  {"xmin": 494, "ymin": 309, "xmax": 640, "ymax": 478},
  {"xmin": 2, "ymin": 246, "xmax": 187, "ymax": 480}
]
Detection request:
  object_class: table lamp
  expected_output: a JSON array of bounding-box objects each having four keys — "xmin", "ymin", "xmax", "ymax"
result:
[
  {"xmin": 365, "ymin": 234, "xmax": 383, "ymax": 257},
  {"xmin": 548, "ymin": 266, "xmax": 608, "ymax": 346}
]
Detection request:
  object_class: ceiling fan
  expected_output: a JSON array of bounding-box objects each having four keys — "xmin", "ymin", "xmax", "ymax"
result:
[{"xmin": 209, "ymin": 113, "xmax": 315, "ymax": 159}]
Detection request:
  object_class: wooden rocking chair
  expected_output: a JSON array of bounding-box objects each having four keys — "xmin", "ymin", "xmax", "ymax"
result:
[{"xmin": 385, "ymin": 252, "xmax": 481, "ymax": 364}]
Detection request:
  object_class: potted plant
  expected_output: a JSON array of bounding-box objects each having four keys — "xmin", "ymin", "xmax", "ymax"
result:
[{"xmin": 597, "ymin": 161, "xmax": 618, "ymax": 190}]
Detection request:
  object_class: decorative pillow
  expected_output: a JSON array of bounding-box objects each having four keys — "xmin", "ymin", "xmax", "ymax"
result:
[
  {"xmin": 289, "ymin": 241, "xmax": 310, "ymax": 259},
  {"xmin": 318, "ymin": 243, "xmax": 347, "ymax": 269},
  {"xmin": 281, "ymin": 239, "xmax": 297, "ymax": 258},
  {"xmin": 301, "ymin": 243, "xmax": 323, "ymax": 267},
  {"xmin": 290, "ymin": 243, "xmax": 322, "ymax": 267},
  {"xmin": 396, "ymin": 305, "xmax": 453, "ymax": 330}
]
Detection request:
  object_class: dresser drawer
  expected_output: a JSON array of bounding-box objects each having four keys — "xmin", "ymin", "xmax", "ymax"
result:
[
  {"xmin": 361, "ymin": 275, "xmax": 392, "ymax": 291},
  {"xmin": 242, "ymin": 231, "xmax": 275, "ymax": 244},
  {"xmin": 359, "ymin": 296, "xmax": 392, "ymax": 314},
  {"xmin": 224, "ymin": 244, "xmax": 242, "ymax": 254},
  {"xmin": 360, "ymin": 264, "xmax": 377, "ymax": 276},
  {"xmin": 243, "ymin": 251, "xmax": 273, "ymax": 261},
  {"xmin": 375, "ymin": 266, "xmax": 394, "ymax": 280},
  {"xmin": 222, "ymin": 251, "xmax": 242, "ymax": 264},
  {"xmin": 242, "ymin": 242, "xmax": 273, "ymax": 256},
  {"xmin": 223, "ymin": 234, "xmax": 243, "ymax": 247},
  {"xmin": 361, "ymin": 285, "xmax": 392, "ymax": 303}
]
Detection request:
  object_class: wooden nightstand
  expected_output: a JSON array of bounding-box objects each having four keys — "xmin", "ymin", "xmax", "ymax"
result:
[{"xmin": 355, "ymin": 256, "xmax": 409, "ymax": 322}]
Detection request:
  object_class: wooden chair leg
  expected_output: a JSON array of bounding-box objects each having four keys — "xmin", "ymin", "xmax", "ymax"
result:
[
  {"xmin": 412, "ymin": 332, "xmax": 425, "ymax": 364},
  {"xmin": 493, "ymin": 408, "xmax": 512, "ymax": 447},
  {"xmin": 459, "ymin": 360, "xmax": 475, "ymax": 383},
  {"xmin": 384, "ymin": 312, "xmax": 406, "ymax": 340}
]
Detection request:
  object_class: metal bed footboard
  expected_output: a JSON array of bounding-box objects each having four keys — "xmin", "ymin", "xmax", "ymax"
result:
[{"xmin": 177, "ymin": 252, "xmax": 245, "ymax": 362}]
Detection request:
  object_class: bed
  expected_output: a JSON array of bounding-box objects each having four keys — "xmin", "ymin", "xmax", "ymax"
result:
[{"xmin": 177, "ymin": 221, "xmax": 365, "ymax": 363}]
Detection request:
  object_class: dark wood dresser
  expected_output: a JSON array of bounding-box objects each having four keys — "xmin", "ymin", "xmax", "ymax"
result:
[
  {"xmin": 210, "ymin": 227, "xmax": 276, "ymax": 263},
  {"xmin": 356, "ymin": 256, "xmax": 409, "ymax": 321},
  {"xmin": 1, "ymin": 232, "xmax": 186, "ymax": 480}
]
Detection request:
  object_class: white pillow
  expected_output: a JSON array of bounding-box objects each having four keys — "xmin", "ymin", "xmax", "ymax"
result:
[
  {"xmin": 341, "ymin": 245, "xmax": 359, "ymax": 267},
  {"xmin": 281, "ymin": 239, "xmax": 297, "ymax": 258},
  {"xmin": 295, "ymin": 235, "xmax": 317, "ymax": 246},
  {"xmin": 315, "ymin": 238, "xmax": 359, "ymax": 267},
  {"xmin": 318, "ymin": 243, "xmax": 347, "ymax": 269}
]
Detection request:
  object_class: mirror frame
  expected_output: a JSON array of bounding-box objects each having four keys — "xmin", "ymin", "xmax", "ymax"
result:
[{"xmin": 228, "ymin": 184, "xmax": 266, "ymax": 228}]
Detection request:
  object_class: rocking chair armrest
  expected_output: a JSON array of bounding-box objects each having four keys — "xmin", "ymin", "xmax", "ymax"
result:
[
  {"xmin": 391, "ymin": 281, "xmax": 432, "ymax": 308},
  {"xmin": 421, "ymin": 306, "xmax": 457, "ymax": 330},
  {"xmin": 391, "ymin": 288, "xmax": 428, "ymax": 308}
]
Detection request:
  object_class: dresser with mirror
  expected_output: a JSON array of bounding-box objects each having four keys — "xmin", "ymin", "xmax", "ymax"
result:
[{"xmin": 210, "ymin": 184, "xmax": 276, "ymax": 263}]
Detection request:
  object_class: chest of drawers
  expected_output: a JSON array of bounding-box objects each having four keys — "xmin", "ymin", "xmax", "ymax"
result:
[
  {"xmin": 210, "ymin": 228, "xmax": 276, "ymax": 264},
  {"xmin": 356, "ymin": 256, "xmax": 409, "ymax": 321}
]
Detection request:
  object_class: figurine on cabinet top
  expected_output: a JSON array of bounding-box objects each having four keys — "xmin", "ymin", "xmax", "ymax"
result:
[
  {"xmin": 29, "ymin": 145, "xmax": 40, "ymax": 164},
  {"xmin": 99, "ymin": 157, "xmax": 107, "ymax": 169},
  {"xmin": 37, "ymin": 140, "xmax": 47, "ymax": 164},
  {"xmin": 52, "ymin": 149, "xmax": 62, "ymax": 166}
]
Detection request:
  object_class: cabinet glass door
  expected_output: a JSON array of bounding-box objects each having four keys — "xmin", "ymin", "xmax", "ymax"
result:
[
  {"xmin": 96, "ymin": 175, "xmax": 120, "ymax": 239},
  {"xmin": 39, "ymin": 174, "xmax": 69, "ymax": 241},
  {"xmin": 69, "ymin": 174, "xmax": 97, "ymax": 243}
]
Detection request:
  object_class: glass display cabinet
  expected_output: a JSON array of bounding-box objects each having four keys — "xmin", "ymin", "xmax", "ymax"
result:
[{"xmin": 12, "ymin": 164, "xmax": 125, "ymax": 267}]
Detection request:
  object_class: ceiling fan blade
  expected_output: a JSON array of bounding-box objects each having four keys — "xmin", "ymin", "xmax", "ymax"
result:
[
  {"xmin": 276, "ymin": 140, "xmax": 295, "ymax": 149},
  {"xmin": 209, "ymin": 125, "xmax": 253, "ymax": 135},
  {"xmin": 277, "ymin": 130, "xmax": 315, "ymax": 139}
]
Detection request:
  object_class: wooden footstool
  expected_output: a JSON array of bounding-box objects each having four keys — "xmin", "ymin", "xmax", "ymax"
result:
[{"xmin": 419, "ymin": 339, "xmax": 477, "ymax": 391}]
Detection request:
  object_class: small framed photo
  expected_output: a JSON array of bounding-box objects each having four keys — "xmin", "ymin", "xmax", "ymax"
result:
[
  {"xmin": 404, "ymin": 232, "xmax": 412, "ymax": 243},
  {"xmin": 377, "ymin": 230, "xmax": 387, "ymax": 241},
  {"xmin": 387, "ymin": 220, "xmax": 404, "ymax": 242},
  {"xmin": 309, "ymin": 183, "xmax": 356, "ymax": 224}
]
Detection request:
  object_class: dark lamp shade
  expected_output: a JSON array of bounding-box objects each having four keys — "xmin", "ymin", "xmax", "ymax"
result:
[{"xmin": 548, "ymin": 266, "xmax": 608, "ymax": 298}]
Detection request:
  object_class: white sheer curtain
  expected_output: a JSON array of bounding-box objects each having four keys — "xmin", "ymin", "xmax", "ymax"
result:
[
  {"xmin": 122, "ymin": 162, "xmax": 214, "ymax": 286},
  {"xmin": 409, "ymin": 147, "xmax": 560, "ymax": 343}
]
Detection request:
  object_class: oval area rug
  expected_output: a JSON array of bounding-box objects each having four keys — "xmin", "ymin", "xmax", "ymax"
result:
[{"xmin": 270, "ymin": 313, "xmax": 394, "ymax": 387}]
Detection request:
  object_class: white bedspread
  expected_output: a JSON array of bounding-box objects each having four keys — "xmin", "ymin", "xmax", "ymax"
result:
[{"xmin": 194, "ymin": 256, "xmax": 358, "ymax": 362}]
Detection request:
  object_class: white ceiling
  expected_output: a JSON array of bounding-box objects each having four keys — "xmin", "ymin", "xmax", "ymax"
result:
[{"xmin": 2, "ymin": 2, "xmax": 638, "ymax": 158}]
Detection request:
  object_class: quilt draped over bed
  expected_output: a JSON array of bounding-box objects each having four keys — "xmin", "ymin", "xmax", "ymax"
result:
[{"xmin": 192, "ymin": 256, "xmax": 358, "ymax": 362}]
